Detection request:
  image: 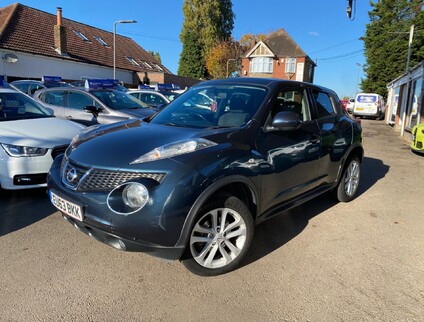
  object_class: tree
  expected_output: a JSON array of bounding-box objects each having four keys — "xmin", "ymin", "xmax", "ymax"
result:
[
  {"xmin": 361, "ymin": 0, "xmax": 424, "ymax": 96},
  {"xmin": 205, "ymin": 39, "xmax": 242, "ymax": 78},
  {"xmin": 178, "ymin": 0, "xmax": 234, "ymax": 78},
  {"xmin": 147, "ymin": 50, "xmax": 162, "ymax": 63}
]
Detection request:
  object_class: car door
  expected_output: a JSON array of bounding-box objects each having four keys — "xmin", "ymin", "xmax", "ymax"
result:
[
  {"xmin": 309, "ymin": 88, "xmax": 352, "ymax": 187},
  {"xmin": 257, "ymin": 84, "xmax": 321, "ymax": 213},
  {"xmin": 37, "ymin": 90, "xmax": 67, "ymax": 119},
  {"xmin": 65, "ymin": 90, "xmax": 99, "ymax": 125}
]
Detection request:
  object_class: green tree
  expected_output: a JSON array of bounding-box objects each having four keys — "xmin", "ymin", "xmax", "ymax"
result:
[
  {"xmin": 147, "ymin": 50, "xmax": 162, "ymax": 63},
  {"xmin": 178, "ymin": 0, "xmax": 234, "ymax": 78},
  {"xmin": 361, "ymin": 0, "xmax": 424, "ymax": 96}
]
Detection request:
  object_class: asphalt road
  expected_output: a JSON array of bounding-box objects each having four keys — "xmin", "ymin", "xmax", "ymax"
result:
[{"xmin": 1, "ymin": 119, "xmax": 423, "ymax": 321}]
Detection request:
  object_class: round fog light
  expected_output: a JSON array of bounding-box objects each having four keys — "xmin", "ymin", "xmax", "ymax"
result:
[{"xmin": 122, "ymin": 183, "xmax": 149, "ymax": 209}]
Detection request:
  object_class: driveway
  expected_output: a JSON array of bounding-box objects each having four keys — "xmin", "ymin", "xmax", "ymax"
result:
[{"xmin": 0, "ymin": 119, "xmax": 423, "ymax": 321}]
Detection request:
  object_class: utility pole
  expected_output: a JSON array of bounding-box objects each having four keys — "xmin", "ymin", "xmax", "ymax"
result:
[{"xmin": 405, "ymin": 24, "xmax": 415, "ymax": 73}]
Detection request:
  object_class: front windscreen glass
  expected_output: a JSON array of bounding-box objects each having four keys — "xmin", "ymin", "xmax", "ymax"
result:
[
  {"xmin": 150, "ymin": 84, "xmax": 267, "ymax": 129},
  {"xmin": 91, "ymin": 90, "xmax": 151, "ymax": 110},
  {"xmin": 0, "ymin": 92, "xmax": 53, "ymax": 121}
]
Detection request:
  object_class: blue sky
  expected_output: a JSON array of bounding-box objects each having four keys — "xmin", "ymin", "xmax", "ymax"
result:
[{"xmin": 2, "ymin": 0, "xmax": 372, "ymax": 98}]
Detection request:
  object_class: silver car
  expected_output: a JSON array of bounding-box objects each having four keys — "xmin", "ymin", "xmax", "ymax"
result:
[{"xmin": 33, "ymin": 87, "xmax": 157, "ymax": 126}]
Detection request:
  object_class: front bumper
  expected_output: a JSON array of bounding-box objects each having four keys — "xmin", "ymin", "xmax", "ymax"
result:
[
  {"xmin": 47, "ymin": 155, "xmax": 202, "ymax": 260},
  {"xmin": 410, "ymin": 126, "xmax": 424, "ymax": 154},
  {"xmin": 0, "ymin": 147, "xmax": 54, "ymax": 190}
]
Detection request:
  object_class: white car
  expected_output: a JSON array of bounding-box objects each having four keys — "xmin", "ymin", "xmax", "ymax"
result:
[
  {"xmin": 0, "ymin": 87, "xmax": 85, "ymax": 190},
  {"xmin": 346, "ymin": 98, "xmax": 355, "ymax": 113}
]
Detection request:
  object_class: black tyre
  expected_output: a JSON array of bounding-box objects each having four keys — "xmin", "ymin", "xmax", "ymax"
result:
[
  {"xmin": 334, "ymin": 156, "xmax": 361, "ymax": 202},
  {"xmin": 181, "ymin": 195, "xmax": 254, "ymax": 276}
]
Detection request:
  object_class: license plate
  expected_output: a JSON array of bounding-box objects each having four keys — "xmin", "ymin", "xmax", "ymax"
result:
[
  {"xmin": 50, "ymin": 191, "xmax": 83, "ymax": 221},
  {"xmin": 356, "ymin": 107, "xmax": 364, "ymax": 110}
]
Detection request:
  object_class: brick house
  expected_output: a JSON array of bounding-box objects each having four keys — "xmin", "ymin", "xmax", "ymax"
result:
[
  {"xmin": 0, "ymin": 3, "xmax": 199, "ymax": 88},
  {"xmin": 241, "ymin": 29, "xmax": 316, "ymax": 83}
]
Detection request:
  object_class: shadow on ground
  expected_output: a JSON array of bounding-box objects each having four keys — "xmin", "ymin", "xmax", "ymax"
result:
[
  {"xmin": 0, "ymin": 188, "xmax": 55, "ymax": 237},
  {"xmin": 240, "ymin": 156, "xmax": 390, "ymax": 268}
]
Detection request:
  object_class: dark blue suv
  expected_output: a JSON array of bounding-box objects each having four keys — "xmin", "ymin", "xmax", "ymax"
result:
[{"xmin": 48, "ymin": 78, "xmax": 363, "ymax": 276}]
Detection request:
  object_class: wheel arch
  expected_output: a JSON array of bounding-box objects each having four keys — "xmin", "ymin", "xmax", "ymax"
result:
[{"xmin": 174, "ymin": 175, "xmax": 259, "ymax": 250}]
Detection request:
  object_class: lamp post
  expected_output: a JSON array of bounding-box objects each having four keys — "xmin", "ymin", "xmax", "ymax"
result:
[
  {"xmin": 355, "ymin": 63, "xmax": 361, "ymax": 95},
  {"xmin": 113, "ymin": 19, "xmax": 137, "ymax": 79},
  {"xmin": 226, "ymin": 58, "xmax": 238, "ymax": 78}
]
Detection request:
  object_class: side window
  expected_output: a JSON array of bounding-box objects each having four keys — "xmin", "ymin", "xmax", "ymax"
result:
[
  {"xmin": 270, "ymin": 87, "xmax": 311, "ymax": 121},
  {"xmin": 40, "ymin": 91, "xmax": 66, "ymax": 107},
  {"xmin": 30, "ymin": 84, "xmax": 45, "ymax": 95},
  {"xmin": 13, "ymin": 83, "xmax": 30, "ymax": 94},
  {"xmin": 313, "ymin": 90, "xmax": 335, "ymax": 118},
  {"xmin": 128, "ymin": 92, "xmax": 140, "ymax": 100},
  {"xmin": 68, "ymin": 92, "xmax": 94, "ymax": 110}
]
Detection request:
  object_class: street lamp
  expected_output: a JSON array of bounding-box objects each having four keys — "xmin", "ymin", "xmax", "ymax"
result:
[
  {"xmin": 226, "ymin": 58, "xmax": 238, "ymax": 78},
  {"xmin": 355, "ymin": 63, "xmax": 361, "ymax": 95},
  {"xmin": 113, "ymin": 19, "xmax": 137, "ymax": 79}
]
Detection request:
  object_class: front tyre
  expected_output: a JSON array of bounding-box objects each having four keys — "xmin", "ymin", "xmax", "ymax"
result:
[
  {"xmin": 181, "ymin": 195, "xmax": 254, "ymax": 276},
  {"xmin": 335, "ymin": 156, "xmax": 361, "ymax": 202}
]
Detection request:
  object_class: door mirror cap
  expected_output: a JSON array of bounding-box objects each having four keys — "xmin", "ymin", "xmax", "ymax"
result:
[
  {"xmin": 265, "ymin": 111, "xmax": 302, "ymax": 132},
  {"xmin": 84, "ymin": 105, "xmax": 103, "ymax": 116}
]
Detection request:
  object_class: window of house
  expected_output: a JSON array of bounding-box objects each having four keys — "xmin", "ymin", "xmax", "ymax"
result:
[
  {"xmin": 250, "ymin": 57, "xmax": 273, "ymax": 73},
  {"xmin": 94, "ymin": 36, "xmax": 108, "ymax": 47},
  {"xmin": 408, "ymin": 78, "xmax": 422, "ymax": 129},
  {"xmin": 286, "ymin": 58, "xmax": 296, "ymax": 74},
  {"xmin": 142, "ymin": 61, "xmax": 152, "ymax": 69},
  {"xmin": 125, "ymin": 56, "xmax": 141, "ymax": 67},
  {"xmin": 73, "ymin": 30, "xmax": 90, "ymax": 42}
]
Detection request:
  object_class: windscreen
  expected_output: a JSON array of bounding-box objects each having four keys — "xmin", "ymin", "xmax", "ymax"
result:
[
  {"xmin": 0, "ymin": 92, "xmax": 52, "ymax": 121},
  {"xmin": 150, "ymin": 84, "xmax": 267, "ymax": 129}
]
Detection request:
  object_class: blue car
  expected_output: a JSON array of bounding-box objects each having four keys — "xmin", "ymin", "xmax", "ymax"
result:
[{"xmin": 48, "ymin": 78, "xmax": 363, "ymax": 276}]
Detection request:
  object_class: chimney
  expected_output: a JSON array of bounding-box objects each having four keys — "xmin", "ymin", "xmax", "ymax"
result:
[{"xmin": 54, "ymin": 7, "xmax": 67, "ymax": 54}]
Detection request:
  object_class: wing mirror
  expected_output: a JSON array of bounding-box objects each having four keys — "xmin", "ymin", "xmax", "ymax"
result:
[
  {"xmin": 84, "ymin": 105, "xmax": 103, "ymax": 117},
  {"xmin": 265, "ymin": 111, "xmax": 302, "ymax": 132}
]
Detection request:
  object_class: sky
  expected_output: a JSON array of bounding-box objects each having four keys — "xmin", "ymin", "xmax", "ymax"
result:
[{"xmin": 1, "ymin": 0, "xmax": 373, "ymax": 98}]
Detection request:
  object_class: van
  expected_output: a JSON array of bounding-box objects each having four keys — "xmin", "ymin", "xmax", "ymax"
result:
[{"xmin": 353, "ymin": 93, "xmax": 385, "ymax": 119}]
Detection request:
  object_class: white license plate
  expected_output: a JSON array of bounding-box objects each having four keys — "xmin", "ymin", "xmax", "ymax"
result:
[{"xmin": 50, "ymin": 191, "xmax": 83, "ymax": 221}]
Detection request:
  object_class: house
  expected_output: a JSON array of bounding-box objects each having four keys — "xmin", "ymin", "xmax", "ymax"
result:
[
  {"xmin": 386, "ymin": 61, "xmax": 423, "ymax": 139},
  {"xmin": 0, "ymin": 3, "xmax": 198, "ymax": 88},
  {"xmin": 241, "ymin": 29, "xmax": 316, "ymax": 83}
]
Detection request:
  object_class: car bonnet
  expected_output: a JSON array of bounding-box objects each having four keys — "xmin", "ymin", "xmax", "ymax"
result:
[
  {"xmin": 0, "ymin": 118, "xmax": 85, "ymax": 148},
  {"xmin": 67, "ymin": 119, "xmax": 213, "ymax": 169}
]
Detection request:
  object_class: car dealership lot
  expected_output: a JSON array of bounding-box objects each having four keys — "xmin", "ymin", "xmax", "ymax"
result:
[{"xmin": 1, "ymin": 119, "xmax": 423, "ymax": 321}]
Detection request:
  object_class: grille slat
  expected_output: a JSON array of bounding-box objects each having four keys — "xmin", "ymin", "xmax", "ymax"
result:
[{"xmin": 61, "ymin": 157, "xmax": 165, "ymax": 192}]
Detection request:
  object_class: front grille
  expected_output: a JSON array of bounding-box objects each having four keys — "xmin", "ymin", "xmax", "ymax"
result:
[
  {"xmin": 61, "ymin": 157, "xmax": 166, "ymax": 192},
  {"xmin": 51, "ymin": 145, "xmax": 68, "ymax": 159}
]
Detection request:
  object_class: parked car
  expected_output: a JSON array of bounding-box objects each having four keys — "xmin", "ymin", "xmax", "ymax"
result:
[
  {"xmin": 340, "ymin": 99, "xmax": 348, "ymax": 110},
  {"xmin": 410, "ymin": 122, "xmax": 424, "ymax": 154},
  {"xmin": 11, "ymin": 77, "xmax": 73, "ymax": 96},
  {"xmin": 128, "ymin": 90, "xmax": 171, "ymax": 109},
  {"xmin": 0, "ymin": 86, "xmax": 85, "ymax": 190},
  {"xmin": 33, "ymin": 81, "xmax": 157, "ymax": 126},
  {"xmin": 48, "ymin": 78, "xmax": 363, "ymax": 276},
  {"xmin": 353, "ymin": 93, "xmax": 385, "ymax": 119},
  {"xmin": 347, "ymin": 98, "xmax": 355, "ymax": 113}
]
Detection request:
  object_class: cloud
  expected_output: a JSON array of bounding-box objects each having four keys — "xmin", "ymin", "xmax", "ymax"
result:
[{"xmin": 309, "ymin": 32, "xmax": 320, "ymax": 37}]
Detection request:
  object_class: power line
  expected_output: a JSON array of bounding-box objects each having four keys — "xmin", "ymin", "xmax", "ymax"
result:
[
  {"xmin": 309, "ymin": 38, "xmax": 361, "ymax": 54},
  {"xmin": 316, "ymin": 49, "xmax": 364, "ymax": 62}
]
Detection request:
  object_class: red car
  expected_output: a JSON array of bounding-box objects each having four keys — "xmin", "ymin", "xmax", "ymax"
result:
[{"xmin": 340, "ymin": 99, "xmax": 348, "ymax": 110}]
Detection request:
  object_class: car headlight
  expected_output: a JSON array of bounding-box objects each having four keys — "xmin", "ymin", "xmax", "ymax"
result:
[
  {"xmin": 131, "ymin": 138, "xmax": 217, "ymax": 164},
  {"xmin": 1, "ymin": 143, "xmax": 48, "ymax": 157}
]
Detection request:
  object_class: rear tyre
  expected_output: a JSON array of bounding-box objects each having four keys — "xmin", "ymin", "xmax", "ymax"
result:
[
  {"xmin": 334, "ymin": 156, "xmax": 361, "ymax": 202},
  {"xmin": 181, "ymin": 194, "xmax": 254, "ymax": 276}
]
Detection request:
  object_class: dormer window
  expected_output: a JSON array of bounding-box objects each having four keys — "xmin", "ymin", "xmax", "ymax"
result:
[
  {"xmin": 126, "ymin": 56, "xmax": 141, "ymax": 67},
  {"xmin": 94, "ymin": 36, "xmax": 109, "ymax": 47},
  {"xmin": 73, "ymin": 30, "xmax": 90, "ymax": 42}
]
